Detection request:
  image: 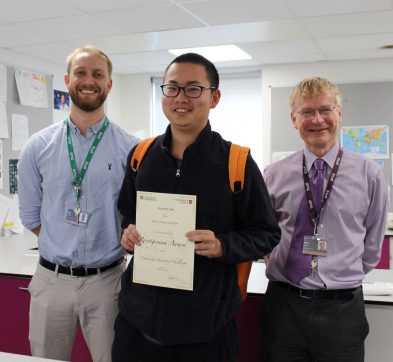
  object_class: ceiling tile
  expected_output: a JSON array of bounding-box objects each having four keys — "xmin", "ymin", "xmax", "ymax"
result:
[
  {"xmin": 1, "ymin": 0, "xmax": 393, "ymax": 75},
  {"xmin": 183, "ymin": 0, "xmax": 294, "ymax": 25},
  {"xmin": 11, "ymin": 41, "xmax": 76, "ymax": 63},
  {"xmin": 239, "ymin": 39, "xmax": 321, "ymax": 59},
  {"xmin": 17, "ymin": 14, "xmax": 126, "ymax": 41},
  {"xmin": 257, "ymin": 53, "xmax": 326, "ymax": 65},
  {"xmin": 110, "ymin": 51, "xmax": 175, "ymax": 68},
  {"xmin": 288, "ymin": 0, "xmax": 392, "ymax": 17},
  {"xmin": 303, "ymin": 10, "xmax": 393, "ymax": 38},
  {"xmin": 94, "ymin": 3, "xmax": 204, "ymax": 33},
  {"xmin": 317, "ymin": 33, "xmax": 393, "ymax": 52},
  {"xmin": 324, "ymin": 49, "xmax": 393, "ymax": 61},
  {"xmin": 0, "ymin": 24, "xmax": 50, "ymax": 47},
  {"xmin": 0, "ymin": 0, "xmax": 83, "ymax": 22},
  {"xmin": 74, "ymin": 19, "xmax": 310, "ymax": 57},
  {"xmin": 63, "ymin": 0, "xmax": 170, "ymax": 12}
]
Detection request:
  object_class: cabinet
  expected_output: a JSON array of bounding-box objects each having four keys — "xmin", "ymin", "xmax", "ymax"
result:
[
  {"xmin": 236, "ymin": 295, "xmax": 263, "ymax": 362},
  {"xmin": 0, "ymin": 274, "xmax": 92, "ymax": 362},
  {"xmin": 0, "ymin": 275, "xmax": 31, "ymax": 355},
  {"xmin": 376, "ymin": 236, "xmax": 390, "ymax": 269}
]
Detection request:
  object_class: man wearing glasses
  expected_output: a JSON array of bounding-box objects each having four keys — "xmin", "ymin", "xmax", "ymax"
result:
[
  {"xmin": 260, "ymin": 77, "xmax": 389, "ymax": 362},
  {"xmin": 112, "ymin": 53, "xmax": 280, "ymax": 361}
]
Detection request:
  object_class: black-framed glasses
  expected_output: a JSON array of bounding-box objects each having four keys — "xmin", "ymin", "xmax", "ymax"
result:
[
  {"xmin": 296, "ymin": 106, "xmax": 338, "ymax": 121},
  {"xmin": 160, "ymin": 84, "xmax": 216, "ymax": 98}
]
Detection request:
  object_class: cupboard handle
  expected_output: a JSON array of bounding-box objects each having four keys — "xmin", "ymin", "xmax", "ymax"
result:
[{"xmin": 19, "ymin": 287, "xmax": 29, "ymax": 291}]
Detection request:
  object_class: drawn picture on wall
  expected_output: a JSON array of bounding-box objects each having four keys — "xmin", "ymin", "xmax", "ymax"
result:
[{"xmin": 53, "ymin": 90, "xmax": 70, "ymax": 111}]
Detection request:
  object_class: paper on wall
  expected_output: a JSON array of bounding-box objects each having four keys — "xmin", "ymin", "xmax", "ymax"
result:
[
  {"xmin": 0, "ymin": 63, "xmax": 7, "ymax": 102},
  {"xmin": 11, "ymin": 113, "xmax": 29, "ymax": 151},
  {"xmin": 0, "ymin": 139, "xmax": 3, "ymax": 189},
  {"xmin": 0, "ymin": 101, "xmax": 8, "ymax": 139},
  {"xmin": 14, "ymin": 68, "xmax": 48, "ymax": 108}
]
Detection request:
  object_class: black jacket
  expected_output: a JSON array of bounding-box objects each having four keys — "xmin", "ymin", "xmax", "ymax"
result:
[{"xmin": 117, "ymin": 123, "xmax": 280, "ymax": 345}]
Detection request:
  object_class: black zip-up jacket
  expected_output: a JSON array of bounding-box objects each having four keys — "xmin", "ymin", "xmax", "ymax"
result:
[{"xmin": 117, "ymin": 123, "xmax": 280, "ymax": 345}]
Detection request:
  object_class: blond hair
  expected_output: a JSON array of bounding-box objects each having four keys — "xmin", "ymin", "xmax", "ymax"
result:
[
  {"xmin": 289, "ymin": 77, "xmax": 342, "ymax": 111},
  {"xmin": 66, "ymin": 45, "xmax": 112, "ymax": 77}
]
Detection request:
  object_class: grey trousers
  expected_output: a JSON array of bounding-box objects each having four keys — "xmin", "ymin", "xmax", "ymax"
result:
[{"xmin": 28, "ymin": 260, "xmax": 125, "ymax": 362}]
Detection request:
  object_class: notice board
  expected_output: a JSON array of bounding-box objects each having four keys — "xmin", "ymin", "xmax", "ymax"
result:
[{"xmin": 0, "ymin": 64, "xmax": 52, "ymax": 198}]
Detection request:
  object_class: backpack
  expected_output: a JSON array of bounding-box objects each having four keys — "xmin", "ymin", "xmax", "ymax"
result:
[{"xmin": 130, "ymin": 136, "xmax": 252, "ymax": 301}]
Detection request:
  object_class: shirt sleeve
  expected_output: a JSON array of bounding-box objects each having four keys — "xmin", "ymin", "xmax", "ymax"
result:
[
  {"xmin": 362, "ymin": 166, "xmax": 389, "ymax": 273},
  {"xmin": 18, "ymin": 136, "xmax": 43, "ymax": 230}
]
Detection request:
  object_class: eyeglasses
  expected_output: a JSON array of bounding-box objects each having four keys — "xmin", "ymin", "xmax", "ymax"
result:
[
  {"xmin": 296, "ymin": 106, "xmax": 338, "ymax": 120},
  {"xmin": 160, "ymin": 84, "xmax": 216, "ymax": 98}
]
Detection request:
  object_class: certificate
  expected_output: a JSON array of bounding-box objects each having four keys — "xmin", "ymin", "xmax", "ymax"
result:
[{"xmin": 134, "ymin": 191, "xmax": 196, "ymax": 290}]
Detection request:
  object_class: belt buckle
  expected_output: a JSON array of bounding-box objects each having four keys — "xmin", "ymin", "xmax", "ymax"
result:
[
  {"xmin": 70, "ymin": 267, "xmax": 87, "ymax": 277},
  {"xmin": 299, "ymin": 288, "xmax": 312, "ymax": 299},
  {"xmin": 70, "ymin": 267, "xmax": 78, "ymax": 277}
]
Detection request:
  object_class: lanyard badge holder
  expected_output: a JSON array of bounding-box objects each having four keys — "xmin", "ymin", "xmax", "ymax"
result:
[
  {"xmin": 65, "ymin": 117, "xmax": 109, "ymax": 227},
  {"xmin": 302, "ymin": 148, "xmax": 343, "ymax": 277}
]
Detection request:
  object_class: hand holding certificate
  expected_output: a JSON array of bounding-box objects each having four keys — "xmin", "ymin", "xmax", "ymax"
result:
[{"xmin": 134, "ymin": 191, "xmax": 196, "ymax": 290}]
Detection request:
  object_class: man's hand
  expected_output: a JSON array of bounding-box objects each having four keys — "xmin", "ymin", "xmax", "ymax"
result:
[
  {"xmin": 121, "ymin": 224, "xmax": 142, "ymax": 252},
  {"xmin": 186, "ymin": 230, "xmax": 223, "ymax": 258}
]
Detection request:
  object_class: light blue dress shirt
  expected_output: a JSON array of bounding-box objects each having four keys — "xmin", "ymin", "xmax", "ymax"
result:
[
  {"xmin": 264, "ymin": 141, "xmax": 389, "ymax": 289},
  {"xmin": 18, "ymin": 117, "xmax": 139, "ymax": 267}
]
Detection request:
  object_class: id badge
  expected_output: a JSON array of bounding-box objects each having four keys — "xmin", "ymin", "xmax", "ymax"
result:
[
  {"xmin": 303, "ymin": 235, "xmax": 328, "ymax": 257},
  {"xmin": 78, "ymin": 212, "xmax": 89, "ymax": 227},
  {"xmin": 65, "ymin": 208, "xmax": 89, "ymax": 228}
]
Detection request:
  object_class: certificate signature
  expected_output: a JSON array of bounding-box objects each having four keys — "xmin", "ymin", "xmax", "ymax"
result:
[{"xmin": 134, "ymin": 191, "xmax": 196, "ymax": 290}]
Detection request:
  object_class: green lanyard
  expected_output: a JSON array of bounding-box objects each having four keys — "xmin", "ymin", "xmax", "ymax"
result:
[{"xmin": 65, "ymin": 117, "xmax": 109, "ymax": 202}]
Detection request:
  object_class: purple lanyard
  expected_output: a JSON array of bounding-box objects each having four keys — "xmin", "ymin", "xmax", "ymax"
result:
[{"xmin": 302, "ymin": 147, "xmax": 343, "ymax": 231}]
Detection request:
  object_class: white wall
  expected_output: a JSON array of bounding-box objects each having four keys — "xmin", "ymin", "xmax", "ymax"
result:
[{"xmin": 108, "ymin": 73, "xmax": 152, "ymax": 139}]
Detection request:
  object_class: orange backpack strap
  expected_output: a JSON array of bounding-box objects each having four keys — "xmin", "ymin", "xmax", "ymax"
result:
[
  {"xmin": 228, "ymin": 143, "xmax": 252, "ymax": 301},
  {"xmin": 228, "ymin": 144, "xmax": 249, "ymax": 194},
  {"xmin": 237, "ymin": 261, "xmax": 253, "ymax": 301},
  {"xmin": 130, "ymin": 136, "xmax": 159, "ymax": 173}
]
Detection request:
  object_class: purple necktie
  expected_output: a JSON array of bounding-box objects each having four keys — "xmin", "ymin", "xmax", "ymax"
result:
[{"xmin": 285, "ymin": 158, "xmax": 324, "ymax": 283}]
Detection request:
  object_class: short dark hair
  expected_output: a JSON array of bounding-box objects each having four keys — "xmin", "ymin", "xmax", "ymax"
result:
[{"xmin": 163, "ymin": 53, "xmax": 219, "ymax": 88}]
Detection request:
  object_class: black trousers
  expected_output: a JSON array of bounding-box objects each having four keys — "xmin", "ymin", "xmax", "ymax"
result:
[
  {"xmin": 112, "ymin": 313, "xmax": 239, "ymax": 362},
  {"xmin": 259, "ymin": 281, "xmax": 369, "ymax": 362}
]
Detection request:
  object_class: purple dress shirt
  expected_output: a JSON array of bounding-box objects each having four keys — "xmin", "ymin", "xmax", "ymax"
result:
[{"xmin": 264, "ymin": 142, "xmax": 389, "ymax": 289}]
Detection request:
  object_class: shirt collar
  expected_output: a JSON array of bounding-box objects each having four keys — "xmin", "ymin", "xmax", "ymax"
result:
[
  {"xmin": 68, "ymin": 116, "xmax": 107, "ymax": 135},
  {"xmin": 303, "ymin": 140, "xmax": 340, "ymax": 171}
]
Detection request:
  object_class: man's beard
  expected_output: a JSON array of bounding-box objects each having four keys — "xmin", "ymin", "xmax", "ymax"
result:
[{"xmin": 69, "ymin": 88, "xmax": 108, "ymax": 112}]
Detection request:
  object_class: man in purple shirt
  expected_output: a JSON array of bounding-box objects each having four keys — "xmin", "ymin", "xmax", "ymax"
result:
[{"xmin": 260, "ymin": 77, "xmax": 389, "ymax": 362}]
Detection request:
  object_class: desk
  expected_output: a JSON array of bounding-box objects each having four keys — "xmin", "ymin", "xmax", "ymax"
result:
[
  {"xmin": 0, "ymin": 352, "xmax": 65, "ymax": 361},
  {"xmin": 1, "ymin": 231, "xmax": 393, "ymax": 362},
  {"xmin": 0, "ymin": 230, "xmax": 92, "ymax": 361}
]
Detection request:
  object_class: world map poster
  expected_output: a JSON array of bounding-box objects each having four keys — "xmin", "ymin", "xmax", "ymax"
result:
[{"xmin": 341, "ymin": 125, "xmax": 389, "ymax": 159}]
